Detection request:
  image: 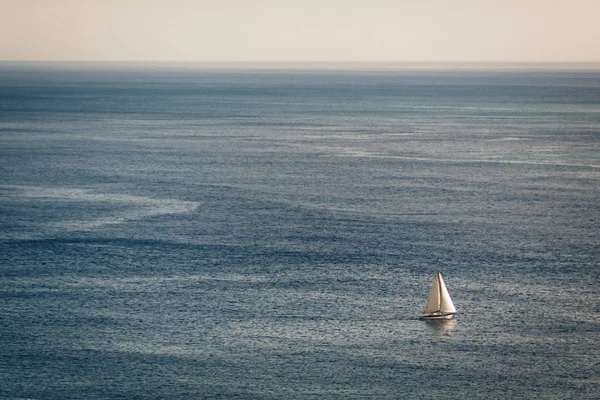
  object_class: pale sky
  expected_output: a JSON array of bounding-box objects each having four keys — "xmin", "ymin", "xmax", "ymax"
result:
[{"xmin": 1, "ymin": 0, "xmax": 599, "ymax": 62}]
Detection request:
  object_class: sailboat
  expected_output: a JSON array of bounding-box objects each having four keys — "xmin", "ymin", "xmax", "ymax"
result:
[{"xmin": 420, "ymin": 271, "xmax": 457, "ymax": 320}]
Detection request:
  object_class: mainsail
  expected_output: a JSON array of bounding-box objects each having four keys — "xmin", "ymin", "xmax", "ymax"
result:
[{"xmin": 424, "ymin": 274, "xmax": 441, "ymax": 313}]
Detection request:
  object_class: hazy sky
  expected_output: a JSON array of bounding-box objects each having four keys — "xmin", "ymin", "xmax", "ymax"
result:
[{"xmin": 2, "ymin": 0, "xmax": 599, "ymax": 62}]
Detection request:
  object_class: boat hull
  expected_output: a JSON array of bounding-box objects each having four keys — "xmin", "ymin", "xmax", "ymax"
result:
[{"xmin": 419, "ymin": 312, "xmax": 456, "ymax": 320}]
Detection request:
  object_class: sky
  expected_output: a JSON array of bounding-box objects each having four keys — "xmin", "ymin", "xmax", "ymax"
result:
[{"xmin": 1, "ymin": 0, "xmax": 600, "ymax": 63}]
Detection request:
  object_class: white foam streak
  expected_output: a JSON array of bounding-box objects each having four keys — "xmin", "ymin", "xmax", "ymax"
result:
[
  {"xmin": 336, "ymin": 152, "xmax": 600, "ymax": 169},
  {"xmin": 2, "ymin": 185, "xmax": 198, "ymax": 233}
]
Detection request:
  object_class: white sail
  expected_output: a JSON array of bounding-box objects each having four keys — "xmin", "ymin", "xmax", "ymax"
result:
[
  {"xmin": 424, "ymin": 273, "xmax": 441, "ymax": 313},
  {"xmin": 438, "ymin": 272, "xmax": 456, "ymax": 313}
]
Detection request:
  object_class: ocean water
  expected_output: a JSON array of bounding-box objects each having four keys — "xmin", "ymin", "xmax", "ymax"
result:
[{"xmin": 0, "ymin": 63, "xmax": 599, "ymax": 399}]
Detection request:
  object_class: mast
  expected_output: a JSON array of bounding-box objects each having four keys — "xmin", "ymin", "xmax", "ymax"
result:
[{"xmin": 437, "ymin": 272, "xmax": 442, "ymax": 310}]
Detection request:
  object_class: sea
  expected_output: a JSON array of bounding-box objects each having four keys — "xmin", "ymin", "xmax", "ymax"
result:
[{"xmin": 0, "ymin": 62, "xmax": 599, "ymax": 399}]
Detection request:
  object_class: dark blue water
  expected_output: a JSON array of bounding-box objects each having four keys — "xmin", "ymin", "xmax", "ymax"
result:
[{"xmin": 1, "ymin": 63, "xmax": 599, "ymax": 399}]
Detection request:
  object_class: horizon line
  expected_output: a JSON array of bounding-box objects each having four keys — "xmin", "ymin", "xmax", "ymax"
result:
[{"xmin": 2, "ymin": 60, "xmax": 600, "ymax": 71}]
